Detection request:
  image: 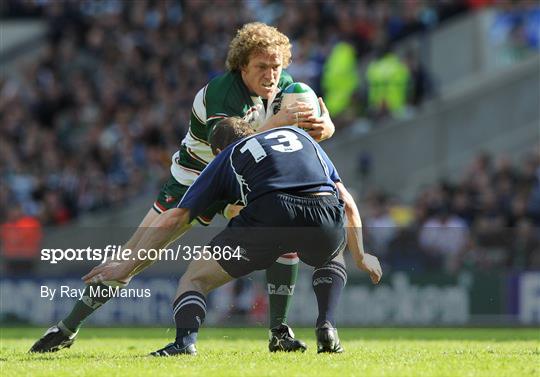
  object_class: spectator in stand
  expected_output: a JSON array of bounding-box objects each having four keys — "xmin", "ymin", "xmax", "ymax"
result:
[
  {"xmin": 404, "ymin": 48, "xmax": 433, "ymax": 107},
  {"xmin": 386, "ymin": 225, "xmax": 439, "ymax": 273},
  {"xmin": 469, "ymin": 189, "xmax": 510, "ymax": 270},
  {"xmin": 418, "ymin": 203, "xmax": 470, "ymax": 273},
  {"xmin": 507, "ymin": 218, "xmax": 540, "ymax": 270},
  {"xmin": 451, "ymin": 189, "xmax": 475, "ymax": 226},
  {"xmin": 366, "ymin": 45, "xmax": 410, "ymax": 119},
  {"xmin": 489, "ymin": 0, "xmax": 540, "ymax": 67},
  {"xmin": 364, "ymin": 191, "xmax": 397, "ymax": 258},
  {"xmin": 0, "ymin": 205, "xmax": 43, "ymax": 274},
  {"xmin": 321, "ymin": 41, "xmax": 360, "ymax": 119}
]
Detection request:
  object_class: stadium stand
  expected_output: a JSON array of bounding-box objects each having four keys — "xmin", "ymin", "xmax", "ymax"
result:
[
  {"xmin": 0, "ymin": 0, "xmax": 479, "ymax": 225},
  {"xmin": 1, "ymin": 1, "xmax": 538, "ymax": 276}
]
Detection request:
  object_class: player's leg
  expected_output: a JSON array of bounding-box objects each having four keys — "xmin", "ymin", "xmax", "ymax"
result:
[
  {"xmin": 59, "ymin": 208, "xmax": 160, "ymax": 332},
  {"xmin": 151, "ymin": 213, "xmax": 286, "ymax": 357},
  {"xmin": 266, "ymin": 255, "xmax": 308, "ymax": 352},
  {"xmin": 312, "ymin": 251, "xmax": 347, "ymax": 353},
  {"xmin": 28, "ymin": 207, "xmax": 161, "ymax": 353},
  {"xmin": 29, "ymin": 176, "xmax": 185, "ymax": 353},
  {"xmin": 224, "ymin": 204, "xmax": 305, "ymax": 352},
  {"xmin": 150, "ymin": 253, "xmax": 235, "ymax": 356},
  {"xmin": 266, "ymin": 254, "xmax": 298, "ymax": 328},
  {"xmin": 291, "ymin": 194, "xmax": 347, "ymax": 353}
]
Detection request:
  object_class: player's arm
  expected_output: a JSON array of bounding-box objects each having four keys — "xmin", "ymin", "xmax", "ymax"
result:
[
  {"xmin": 335, "ymin": 182, "xmax": 382, "ymax": 284},
  {"xmin": 259, "ymin": 97, "xmax": 334, "ymax": 142},
  {"xmin": 83, "ymin": 150, "xmax": 236, "ymax": 284},
  {"xmin": 82, "ymin": 167, "xmax": 222, "ymax": 284},
  {"xmin": 82, "ymin": 209, "xmax": 192, "ymax": 284},
  {"xmin": 314, "ymin": 143, "xmax": 380, "ymax": 283},
  {"xmin": 303, "ymin": 97, "xmax": 335, "ymax": 142},
  {"xmin": 258, "ymin": 100, "xmax": 314, "ymax": 132}
]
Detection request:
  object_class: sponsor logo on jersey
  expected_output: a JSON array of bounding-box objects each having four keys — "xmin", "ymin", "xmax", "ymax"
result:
[{"xmin": 165, "ymin": 195, "xmax": 176, "ymax": 203}]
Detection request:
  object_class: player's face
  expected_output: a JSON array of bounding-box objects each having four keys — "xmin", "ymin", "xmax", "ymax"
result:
[{"xmin": 241, "ymin": 51, "xmax": 283, "ymax": 99}]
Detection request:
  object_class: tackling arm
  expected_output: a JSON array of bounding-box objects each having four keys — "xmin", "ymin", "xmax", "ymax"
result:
[
  {"xmin": 336, "ymin": 182, "xmax": 382, "ymax": 284},
  {"xmin": 82, "ymin": 208, "xmax": 192, "ymax": 284},
  {"xmin": 125, "ymin": 208, "xmax": 192, "ymax": 277}
]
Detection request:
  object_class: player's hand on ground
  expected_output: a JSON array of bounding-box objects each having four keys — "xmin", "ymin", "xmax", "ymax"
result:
[
  {"xmin": 303, "ymin": 97, "xmax": 334, "ymax": 142},
  {"xmin": 82, "ymin": 261, "xmax": 132, "ymax": 286},
  {"xmin": 356, "ymin": 253, "xmax": 382, "ymax": 284},
  {"xmin": 273, "ymin": 101, "xmax": 314, "ymax": 128}
]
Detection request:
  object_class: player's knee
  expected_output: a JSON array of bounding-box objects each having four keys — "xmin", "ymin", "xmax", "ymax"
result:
[
  {"xmin": 179, "ymin": 270, "xmax": 212, "ymax": 294},
  {"xmin": 330, "ymin": 250, "xmax": 345, "ymax": 266},
  {"xmin": 313, "ymin": 259, "xmax": 347, "ymax": 286},
  {"xmin": 159, "ymin": 210, "xmax": 184, "ymax": 231}
]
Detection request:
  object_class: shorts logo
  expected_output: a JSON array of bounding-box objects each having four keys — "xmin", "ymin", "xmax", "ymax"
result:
[
  {"xmin": 165, "ymin": 195, "xmax": 176, "ymax": 203},
  {"xmin": 267, "ymin": 284, "xmax": 295, "ymax": 295},
  {"xmin": 313, "ymin": 277, "xmax": 333, "ymax": 286},
  {"xmin": 238, "ymin": 248, "xmax": 250, "ymax": 261}
]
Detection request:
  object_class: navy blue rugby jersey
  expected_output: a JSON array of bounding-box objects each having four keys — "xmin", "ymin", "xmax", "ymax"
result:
[{"xmin": 178, "ymin": 126, "xmax": 341, "ymax": 222}]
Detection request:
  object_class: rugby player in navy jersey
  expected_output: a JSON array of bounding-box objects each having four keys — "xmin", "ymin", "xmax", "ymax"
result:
[
  {"xmin": 29, "ymin": 22, "xmax": 334, "ymax": 355},
  {"xmin": 83, "ymin": 117, "xmax": 382, "ymax": 356}
]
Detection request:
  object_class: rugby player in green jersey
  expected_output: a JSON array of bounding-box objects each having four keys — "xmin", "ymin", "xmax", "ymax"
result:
[{"xmin": 30, "ymin": 22, "xmax": 335, "ymax": 354}]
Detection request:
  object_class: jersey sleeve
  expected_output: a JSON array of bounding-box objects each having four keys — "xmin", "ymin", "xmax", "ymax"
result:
[
  {"xmin": 204, "ymin": 79, "xmax": 232, "ymax": 138},
  {"xmin": 178, "ymin": 147, "xmax": 240, "ymax": 222}
]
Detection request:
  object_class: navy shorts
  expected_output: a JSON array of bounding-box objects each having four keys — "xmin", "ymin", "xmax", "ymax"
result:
[{"xmin": 212, "ymin": 191, "xmax": 346, "ymax": 278}]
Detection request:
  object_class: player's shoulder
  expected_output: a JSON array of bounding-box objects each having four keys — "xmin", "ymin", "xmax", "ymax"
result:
[
  {"xmin": 207, "ymin": 71, "xmax": 247, "ymax": 98},
  {"xmin": 205, "ymin": 71, "xmax": 247, "ymax": 113},
  {"xmin": 207, "ymin": 70, "xmax": 235, "ymax": 89}
]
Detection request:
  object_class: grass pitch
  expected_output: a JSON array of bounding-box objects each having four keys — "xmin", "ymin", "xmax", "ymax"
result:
[{"xmin": 1, "ymin": 327, "xmax": 538, "ymax": 377}]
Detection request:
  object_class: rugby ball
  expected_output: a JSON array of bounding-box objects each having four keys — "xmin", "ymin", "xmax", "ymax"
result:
[{"xmin": 280, "ymin": 82, "xmax": 321, "ymax": 117}]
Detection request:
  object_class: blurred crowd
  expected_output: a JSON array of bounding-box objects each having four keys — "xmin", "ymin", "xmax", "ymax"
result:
[
  {"xmin": 363, "ymin": 148, "xmax": 540, "ymax": 273},
  {"xmin": 0, "ymin": 0, "xmax": 478, "ymax": 226},
  {"xmin": 0, "ymin": 1, "xmax": 539, "ymax": 274}
]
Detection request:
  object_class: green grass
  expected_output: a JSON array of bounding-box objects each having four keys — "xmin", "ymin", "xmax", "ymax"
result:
[{"xmin": 1, "ymin": 328, "xmax": 538, "ymax": 377}]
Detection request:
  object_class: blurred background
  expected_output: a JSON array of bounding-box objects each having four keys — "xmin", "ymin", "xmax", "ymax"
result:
[{"xmin": 1, "ymin": 0, "xmax": 539, "ymax": 327}]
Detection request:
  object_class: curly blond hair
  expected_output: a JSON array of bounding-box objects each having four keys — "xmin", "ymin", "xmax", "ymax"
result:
[{"xmin": 226, "ymin": 22, "xmax": 292, "ymax": 71}]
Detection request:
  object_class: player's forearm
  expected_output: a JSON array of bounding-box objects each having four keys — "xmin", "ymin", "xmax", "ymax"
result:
[
  {"xmin": 258, "ymin": 116, "xmax": 280, "ymax": 132},
  {"xmin": 336, "ymin": 183, "xmax": 383, "ymax": 284},
  {"xmin": 81, "ymin": 209, "xmax": 192, "ymax": 284},
  {"xmin": 336, "ymin": 182, "xmax": 366, "ymax": 263},
  {"xmin": 346, "ymin": 222, "xmax": 365, "ymax": 264},
  {"xmin": 126, "ymin": 208, "xmax": 192, "ymax": 276}
]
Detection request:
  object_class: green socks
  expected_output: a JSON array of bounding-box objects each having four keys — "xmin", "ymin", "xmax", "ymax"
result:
[
  {"xmin": 265, "ymin": 255, "xmax": 299, "ymax": 329},
  {"xmin": 61, "ymin": 284, "xmax": 113, "ymax": 333}
]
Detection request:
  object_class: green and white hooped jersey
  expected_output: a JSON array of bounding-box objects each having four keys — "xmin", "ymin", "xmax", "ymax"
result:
[{"xmin": 171, "ymin": 70, "xmax": 293, "ymax": 186}]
